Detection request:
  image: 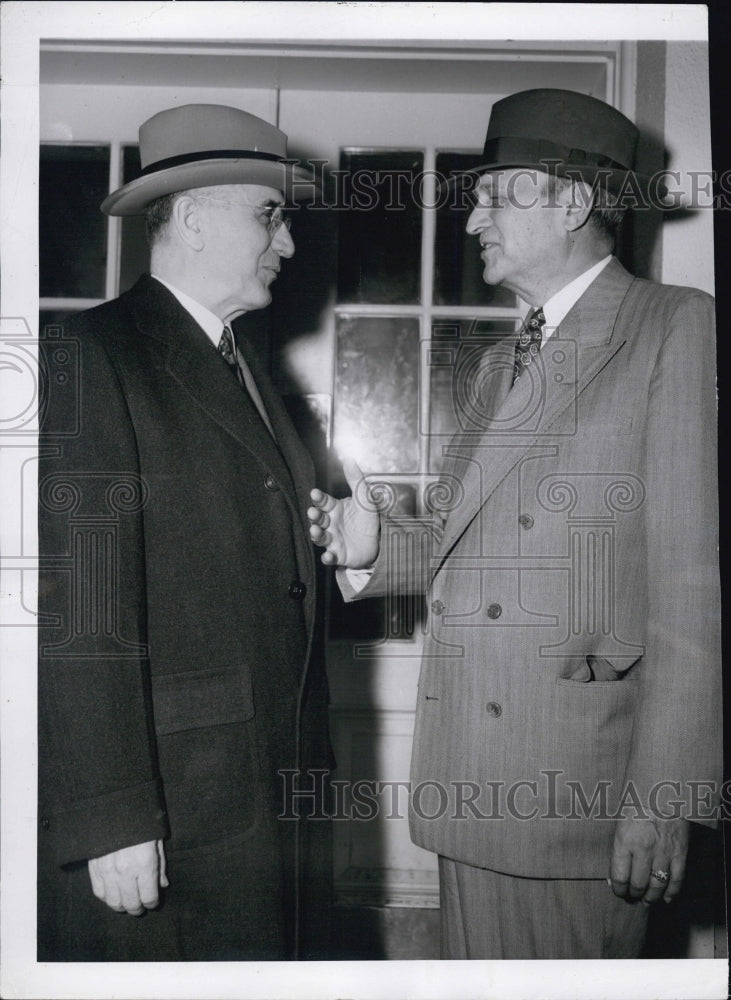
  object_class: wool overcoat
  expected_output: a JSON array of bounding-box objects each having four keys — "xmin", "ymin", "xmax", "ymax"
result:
[
  {"xmin": 341, "ymin": 259, "xmax": 721, "ymax": 877},
  {"xmin": 38, "ymin": 275, "xmax": 332, "ymax": 960}
]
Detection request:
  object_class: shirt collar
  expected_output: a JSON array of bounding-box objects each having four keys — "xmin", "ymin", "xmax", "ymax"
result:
[
  {"xmin": 151, "ymin": 274, "xmax": 225, "ymax": 348},
  {"xmin": 539, "ymin": 255, "xmax": 613, "ymax": 336}
]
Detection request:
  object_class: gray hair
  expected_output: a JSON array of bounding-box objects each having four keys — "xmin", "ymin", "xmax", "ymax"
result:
[{"xmin": 545, "ymin": 173, "xmax": 625, "ymax": 246}]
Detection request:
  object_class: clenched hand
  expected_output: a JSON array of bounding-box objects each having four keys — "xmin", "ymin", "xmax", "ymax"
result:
[{"xmin": 88, "ymin": 839, "xmax": 168, "ymax": 916}]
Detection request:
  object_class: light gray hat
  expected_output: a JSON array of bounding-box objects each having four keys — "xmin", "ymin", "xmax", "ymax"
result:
[{"xmin": 101, "ymin": 103, "xmax": 316, "ymax": 216}]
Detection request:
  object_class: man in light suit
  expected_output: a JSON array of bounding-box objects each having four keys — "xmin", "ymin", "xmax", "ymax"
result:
[
  {"xmin": 38, "ymin": 104, "xmax": 332, "ymax": 960},
  {"xmin": 308, "ymin": 89, "xmax": 721, "ymax": 958}
]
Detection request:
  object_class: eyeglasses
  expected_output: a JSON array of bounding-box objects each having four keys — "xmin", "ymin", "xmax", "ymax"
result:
[
  {"xmin": 261, "ymin": 204, "xmax": 292, "ymax": 237},
  {"xmin": 196, "ymin": 194, "xmax": 291, "ymax": 238}
]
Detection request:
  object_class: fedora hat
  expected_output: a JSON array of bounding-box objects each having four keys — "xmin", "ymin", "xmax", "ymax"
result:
[
  {"xmin": 101, "ymin": 104, "xmax": 316, "ymax": 216},
  {"xmin": 454, "ymin": 88, "xmax": 659, "ymax": 199}
]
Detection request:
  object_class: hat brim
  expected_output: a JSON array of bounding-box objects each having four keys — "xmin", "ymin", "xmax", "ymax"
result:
[
  {"xmin": 101, "ymin": 157, "xmax": 319, "ymax": 215},
  {"xmin": 443, "ymin": 161, "xmax": 665, "ymax": 201}
]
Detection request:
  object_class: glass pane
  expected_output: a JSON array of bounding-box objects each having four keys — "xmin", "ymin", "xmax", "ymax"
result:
[
  {"xmin": 119, "ymin": 145, "xmax": 151, "ymax": 293},
  {"xmin": 427, "ymin": 318, "xmax": 518, "ymax": 473},
  {"xmin": 337, "ymin": 150, "xmax": 423, "ymax": 304},
  {"xmin": 334, "ymin": 315, "xmax": 420, "ymax": 475},
  {"xmin": 39, "ymin": 145, "xmax": 110, "ymax": 298},
  {"xmin": 433, "ymin": 151, "xmax": 517, "ymax": 308}
]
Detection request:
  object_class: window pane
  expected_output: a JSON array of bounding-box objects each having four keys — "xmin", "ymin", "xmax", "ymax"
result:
[
  {"xmin": 119, "ymin": 145, "xmax": 150, "ymax": 293},
  {"xmin": 334, "ymin": 315, "xmax": 420, "ymax": 474},
  {"xmin": 338, "ymin": 150, "xmax": 423, "ymax": 304},
  {"xmin": 40, "ymin": 145, "xmax": 110, "ymax": 298},
  {"xmin": 427, "ymin": 318, "xmax": 518, "ymax": 473},
  {"xmin": 433, "ymin": 152, "xmax": 517, "ymax": 308}
]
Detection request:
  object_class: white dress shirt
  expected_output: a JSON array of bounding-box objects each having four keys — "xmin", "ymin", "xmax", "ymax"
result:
[{"xmin": 536, "ymin": 254, "xmax": 612, "ymax": 343}]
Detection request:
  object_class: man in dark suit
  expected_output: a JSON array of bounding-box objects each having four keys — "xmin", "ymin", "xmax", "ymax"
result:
[
  {"xmin": 38, "ymin": 104, "xmax": 331, "ymax": 961},
  {"xmin": 308, "ymin": 90, "xmax": 720, "ymax": 958}
]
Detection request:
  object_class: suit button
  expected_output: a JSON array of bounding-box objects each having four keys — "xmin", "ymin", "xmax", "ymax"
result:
[
  {"xmin": 486, "ymin": 702, "xmax": 502, "ymax": 718},
  {"xmin": 40, "ymin": 817, "xmax": 50, "ymax": 830},
  {"xmin": 288, "ymin": 580, "xmax": 307, "ymax": 600},
  {"xmin": 431, "ymin": 600, "xmax": 445, "ymax": 615},
  {"xmin": 264, "ymin": 473, "xmax": 279, "ymax": 491},
  {"xmin": 486, "ymin": 603, "xmax": 502, "ymax": 619},
  {"xmin": 518, "ymin": 514, "xmax": 534, "ymax": 529}
]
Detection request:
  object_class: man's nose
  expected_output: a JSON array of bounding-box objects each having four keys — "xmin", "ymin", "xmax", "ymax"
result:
[
  {"xmin": 272, "ymin": 221, "xmax": 295, "ymax": 258},
  {"xmin": 465, "ymin": 205, "xmax": 491, "ymax": 236}
]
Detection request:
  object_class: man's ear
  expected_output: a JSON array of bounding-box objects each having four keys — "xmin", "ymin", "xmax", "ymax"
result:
[
  {"xmin": 171, "ymin": 195, "xmax": 205, "ymax": 252},
  {"xmin": 558, "ymin": 178, "xmax": 595, "ymax": 233}
]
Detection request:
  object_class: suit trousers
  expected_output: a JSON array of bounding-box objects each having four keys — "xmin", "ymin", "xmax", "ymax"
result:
[{"xmin": 439, "ymin": 857, "xmax": 649, "ymax": 959}]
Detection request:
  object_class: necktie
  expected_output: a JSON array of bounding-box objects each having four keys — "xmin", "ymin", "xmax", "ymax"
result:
[
  {"xmin": 218, "ymin": 324, "xmax": 276, "ymax": 439},
  {"xmin": 512, "ymin": 306, "xmax": 545, "ymax": 386}
]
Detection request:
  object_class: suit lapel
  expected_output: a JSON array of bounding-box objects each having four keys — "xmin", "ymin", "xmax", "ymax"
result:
[{"xmin": 433, "ymin": 259, "xmax": 636, "ymax": 577}]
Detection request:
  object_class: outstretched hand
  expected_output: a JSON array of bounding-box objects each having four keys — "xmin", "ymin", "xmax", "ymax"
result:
[{"xmin": 308, "ymin": 459, "xmax": 380, "ymax": 568}]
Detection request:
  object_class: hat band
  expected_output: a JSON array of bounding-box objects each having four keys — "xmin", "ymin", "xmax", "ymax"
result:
[
  {"xmin": 481, "ymin": 136, "xmax": 629, "ymax": 173},
  {"xmin": 140, "ymin": 148, "xmax": 286, "ymax": 177}
]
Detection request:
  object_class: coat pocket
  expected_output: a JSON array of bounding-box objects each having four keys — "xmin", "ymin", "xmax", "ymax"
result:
[{"xmin": 151, "ymin": 668, "xmax": 254, "ymax": 735}]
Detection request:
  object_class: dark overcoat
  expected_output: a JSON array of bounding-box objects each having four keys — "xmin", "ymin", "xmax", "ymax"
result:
[{"xmin": 38, "ymin": 275, "xmax": 332, "ymax": 961}]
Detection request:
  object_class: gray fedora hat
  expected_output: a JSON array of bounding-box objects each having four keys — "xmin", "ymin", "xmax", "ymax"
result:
[
  {"xmin": 452, "ymin": 88, "xmax": 663, "ymax": 199},
  {"xmin": 101, "ymin": 104, "xmax": 316, "ymax": 216}
]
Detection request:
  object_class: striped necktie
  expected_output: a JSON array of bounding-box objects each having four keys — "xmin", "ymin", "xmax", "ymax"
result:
[
  {"xmin": 512, "ymin": 307, "xmax": 545, "ymax": 386},
  {"xmin": 218, "ymin": 324, "xmax": 276, "ymax": 439}
]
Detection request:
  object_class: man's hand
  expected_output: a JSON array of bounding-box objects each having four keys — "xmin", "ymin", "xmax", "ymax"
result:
[
  {"xmin": 609, "ymin": 816, "xmax": 689, "ymax": 905},
  {"xmin": 308, "ymin": 459, "xmax": 380, "ymax": 568},
  {"xmin": 88, "ymin": 839, "xmax": 168, "ymax": 916}
]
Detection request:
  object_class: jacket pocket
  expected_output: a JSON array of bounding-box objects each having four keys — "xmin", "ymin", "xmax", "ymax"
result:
[{"xmin": 151, "ymin": 668, "xmax": 254, "ymax": 735}]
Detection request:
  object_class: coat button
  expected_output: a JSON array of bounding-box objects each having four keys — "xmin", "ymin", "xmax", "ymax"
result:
[
  {"xmin": 264, "ymin": 473, "xmax": 279, "ymax": 491},
  {"xmin": 40, "ymin": 817, "xmax": 50, "ymax": 830},
  {"xmin": 518, "ymin": 513, "xmax": 534, "ymax": 529},
  {"xmin": 486, "ymin": 603, "xmax": 502, "ymax": 619},
  {"xmin": 288, "ymin": 580, "xmax": 307, "ymax": 600},
  {"xmin": 431, "ymin": 599, "xmax": 445, "ymax": 615},
  {"xmin": 486, "ymin": 702, "xmax": 502, "ymax": 718}
]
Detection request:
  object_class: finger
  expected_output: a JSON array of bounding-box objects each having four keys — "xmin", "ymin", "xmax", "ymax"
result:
[
  {"xmin": 88, "ymin": 859, "xmax": 107, "ymax": 901},
  {"xmin": 627, "ymin": 856, "xmax": 652, "ymax": 901},
  {"xmin": 309, "ymin": 524, "xmax": 332, "ymax": 546},
  {"xmin": 642, "ymin": 866, "xmax": 671, "ymax": 906},
  {"xmin": 664, "ymin": 851, "xmax": 687, "ymax": 904},
  {"xmin": 118, "ymin": 873, "xmax": 145, "ymax": 916},
  {"xmin": 321, "ymin": 550, "xmax": 337, "ymax": 566},
  {"xmin": 137, "ymin": 866, "xmax": 161, "ymax": 911},
  {"xmin": 608, "ymin": 846, "xmax": 632, "ymax": 898},
  {"xmin": 158, "ymin": 840, "xmax": 169, "ymax": 889},
  {"xmin": 307, "ymin": 506, "xmax": 329, "ymax": 528},
  {"xmin": 342, "ymin": 458, "xmax": 365, "ymax": 493},
  {"xmin": 309, "ymin": 488, "xmax": 336, "ymax": 512},
  {"xmin": 99, "ymin": 873, "xmax": 125, "ymax": 912}
]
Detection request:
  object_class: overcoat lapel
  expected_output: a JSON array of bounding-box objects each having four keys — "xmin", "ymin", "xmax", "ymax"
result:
[
  {"xmin": 432, "ymin": 259, "xmax": 636, "ymax": 579},
  {"xmin": 123, "ymin": 277, "xmax": 299, "ymax": 510}
]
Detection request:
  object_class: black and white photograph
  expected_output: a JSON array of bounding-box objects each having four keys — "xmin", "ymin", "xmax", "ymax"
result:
[{"xmin": 0, "ymin": 3, "xmax": 727, "ymax": 998}]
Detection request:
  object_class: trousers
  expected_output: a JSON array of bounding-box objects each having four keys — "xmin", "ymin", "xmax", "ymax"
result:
[{"xmin": 439, "ymin": 856, "xmax": 649, "ymax": 959}]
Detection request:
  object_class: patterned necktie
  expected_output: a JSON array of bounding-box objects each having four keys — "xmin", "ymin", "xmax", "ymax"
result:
[
  {"xmin": 512, "ymin": 306, "xmax": 545, "ymax": 386},
  {"xmin": 218, "ymin": 324, "xmax": 276, "ymax": 439}
]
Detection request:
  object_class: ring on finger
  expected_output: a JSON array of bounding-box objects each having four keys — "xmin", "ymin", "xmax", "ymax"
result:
[{"xmin": 650, "ymin": 868, "xmax": 670, "ymax": 884}]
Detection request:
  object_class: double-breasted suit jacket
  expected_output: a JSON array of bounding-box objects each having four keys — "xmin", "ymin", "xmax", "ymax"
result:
[
  {"xmin": 342, "ymin": 258, "xmax": 720, "ymax": 878},
  {"xmin": 38, "ymin": 275, "xmax": 331, "ymax": 960}
]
